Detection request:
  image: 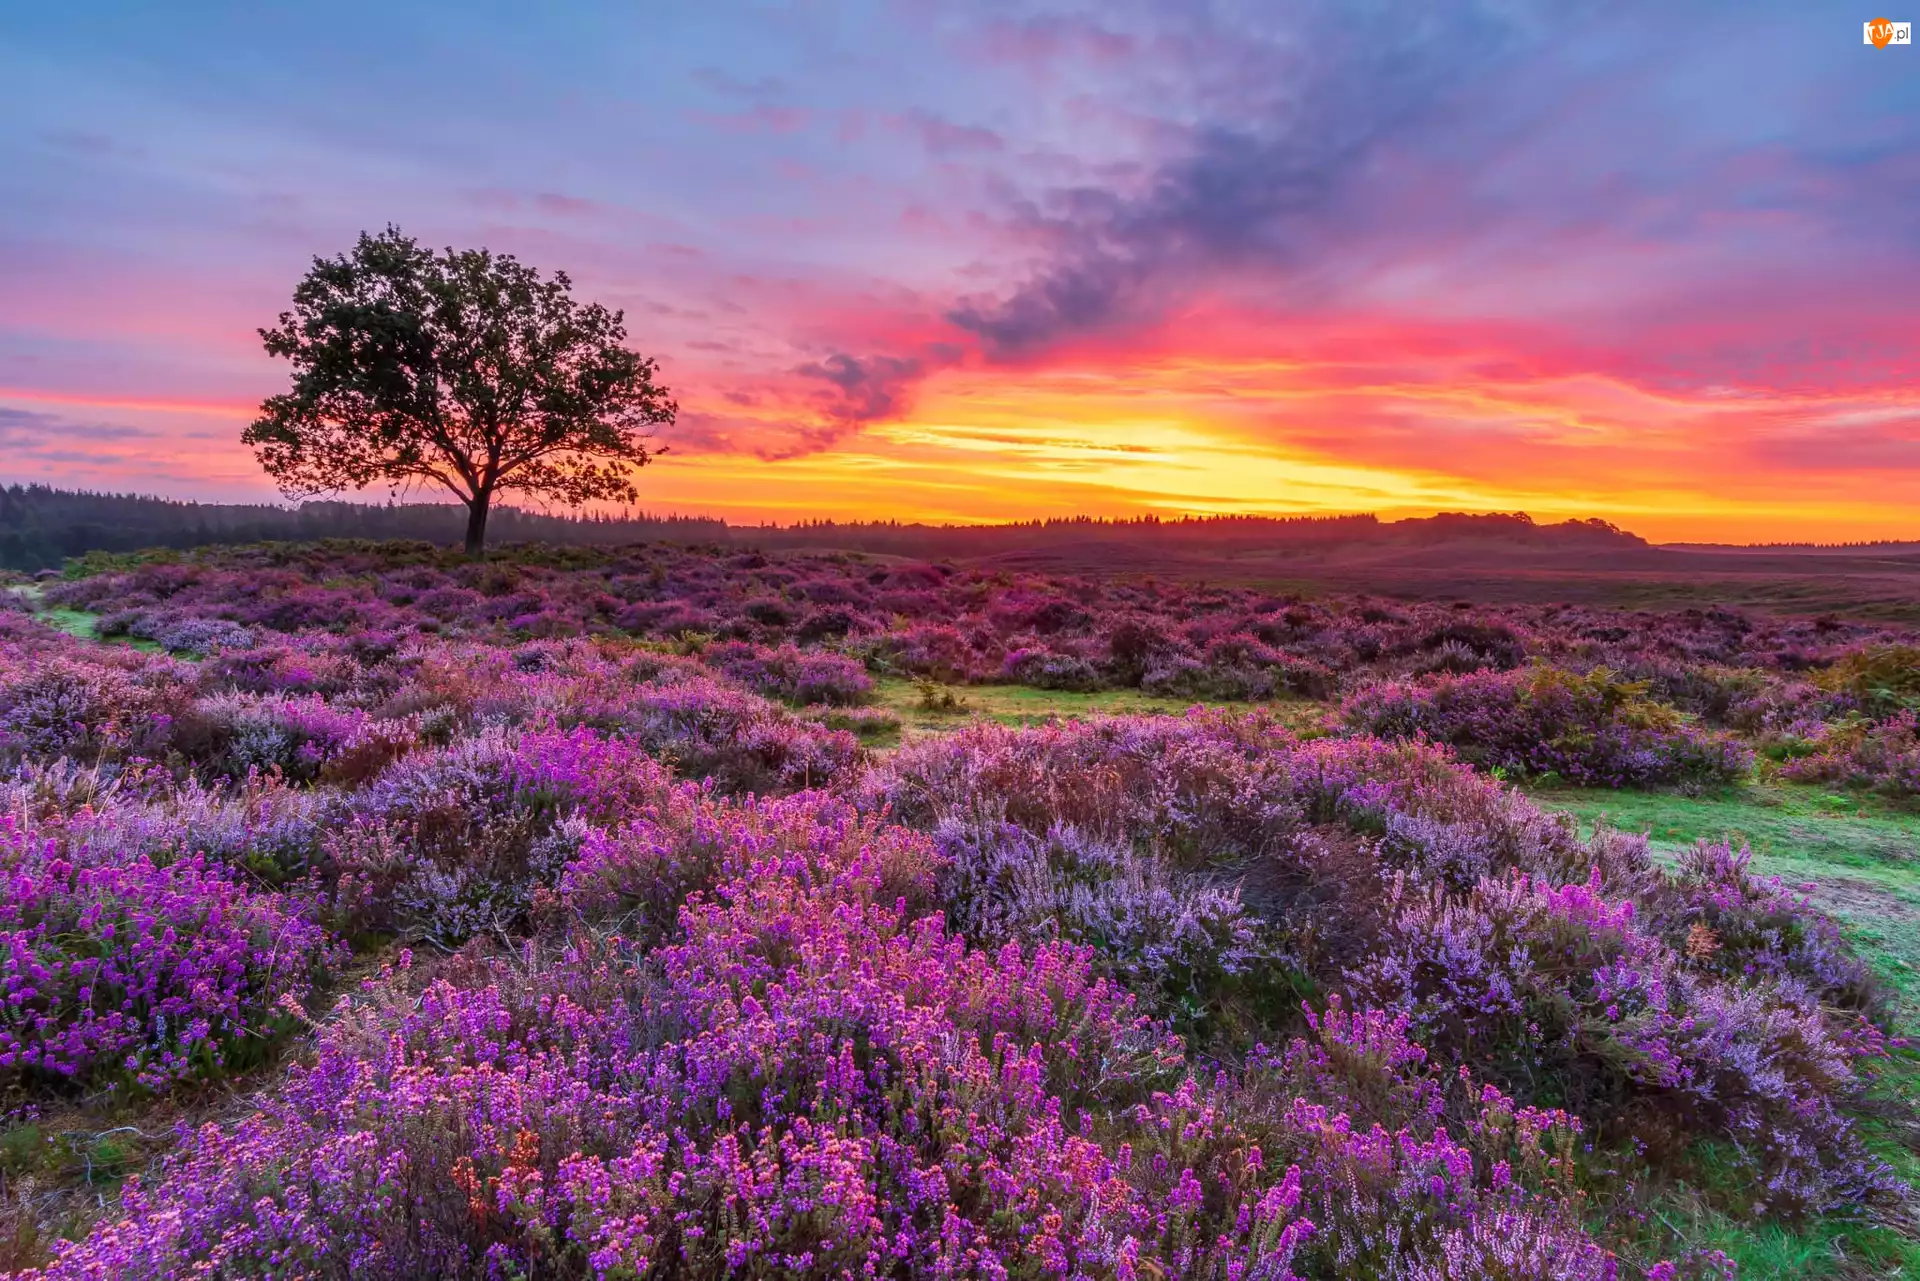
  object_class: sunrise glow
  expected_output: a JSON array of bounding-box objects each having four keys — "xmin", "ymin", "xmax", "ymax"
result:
[{"xmin": 2, "ymin": 2, "xmax": 1916, "ymax": 541}]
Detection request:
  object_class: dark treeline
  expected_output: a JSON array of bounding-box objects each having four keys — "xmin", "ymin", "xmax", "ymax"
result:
[
  {"xmin": 0, "ymin": 486, "xmax": 726, "ymax": 571},
  {"xmin": 0, "ymin": 484, "xmax": 1648, "ymax": 571}
]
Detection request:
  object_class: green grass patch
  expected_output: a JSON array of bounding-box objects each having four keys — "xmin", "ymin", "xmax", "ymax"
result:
[
  {"xmin": 868, "ymin": 675, "xmax": 1329, "ymax": 739},
  {"xmin": 39, "ymin": 608, "xmax": 163, "ymax": 653},
  {"xmin": 8, "ymin": 586, "xmax": 163, "ymax": 652}
]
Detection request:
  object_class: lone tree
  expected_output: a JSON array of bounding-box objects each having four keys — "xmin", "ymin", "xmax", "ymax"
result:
[{"xmin": 246, "ymin": 227, "xmax": 672, "ymax": 557}]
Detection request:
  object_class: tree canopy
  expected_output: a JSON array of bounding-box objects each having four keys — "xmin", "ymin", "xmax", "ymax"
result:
[{"xmin": 245, "ymin": 227, "xmax": 672, "ymax": 556}]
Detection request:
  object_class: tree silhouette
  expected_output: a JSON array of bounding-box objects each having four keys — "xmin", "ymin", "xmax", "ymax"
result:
[{"xmin": 245, "ymin": 227, "xmax": 672, "ymax": 557}]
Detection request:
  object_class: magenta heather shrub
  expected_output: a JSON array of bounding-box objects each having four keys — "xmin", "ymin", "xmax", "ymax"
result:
[
  {"xmin": 702, "ymin": 640, "xmax": 873, "ymax": 705},
  {"xmin": 18, "ymin": 825, "xmax": 1335, "ymax": 1280},
  {"xmin": 1139, "ymin": 652, "xmax": 1217, "ymax": 697},
  {"xmin": 869, "ymin": 714, "xmax": 1650, "ymax": 1040},
  {"xmin": 0, "ymin": 815, "xmax": 336, "ymax": 1093},
  {"xmin": 125, "ymin": 613, "xmax": 258, "ymax": 655},
  {"xmin": 870, "ymin": 713, "xmax": 1894, "ymax": 1215},
  {"xmin": 328, "ymin": 727, "xmax": 679, "ymax": 943},
  {"xmin": 1344, "ymin": 666, "xmax": 1753, "ymax": 787},
  {"xmin": 1001, "ymin": 644, "xmax": 1105, "ymax": 690},
  {"xmin": 1351, "ymin": 867, "xmax": 1895, "ymax": 1214},
  {"xmin": 875, "ymin": 621, "xmax": 993, "ymax": 682},
  {"xmin": 196, "ymin": 639, "xmax": 378, "ymax": 698},
  {"xmin": 198, "ymin": 691, "xmax": 416, "ymax": 784},
  {"xmin": 0, "ymin": 652, "xmax": 194, "ymax": 766},
  {"xmin": 1232, "ymin": 1004, "xmax": 1617, "ymax": 1278},
  {"xmin": 557, "ymin": 787, "xmax": 942, "ymax": 943},
  {"xmin": 600, "ymin": 675, "xmax": 862, "ymax": 793},
  {"xmin": 929, "ymin": 818, "xmax": 1267, "ymax": 1016},
  {"xmin": 51, "ymin": 772, "xmax": 333, "ymax": 885},
  {"xmin": 1652, "ymin": 841, "xmax": 1880, "ymax": 1015},
  {"xmin": 801, "ymin": 702, "xmax": 900, "ymax": 742},
  {"xmin": 866, "ymin": 711, "xmax": 1604, "ymax": 887},
  {"xmin": 363, "ymin": 640, "xmax": 862, "ymax": 795}
]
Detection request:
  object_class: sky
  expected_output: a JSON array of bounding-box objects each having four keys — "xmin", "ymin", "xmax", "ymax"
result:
[{"xmin": 2, "ymin": 1, "xmax": 1917, "ymax": 543}]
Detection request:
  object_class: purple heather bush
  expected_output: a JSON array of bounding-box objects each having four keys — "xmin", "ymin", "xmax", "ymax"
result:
[
  {"xmin": 0, "ymin": 545, "xmax": 1909, "ymax": 1273},
  {"xmin": 1344, "ymin": 665, "xmax": 1754, "ymax": 787},
  {"xmin": 0, "ymin": 814, "xmax": 337, "ymax": 1093},
  {"xmin": 1651, "ymin": 840, "xmax": 1881, "ymax": 1015},
  {"xmin": 929, "ymin": 817, "xmax": 1269, "ymax": 1019},
  {"xmin": 324, "ymin": 726, "xmax": 679, "ymax": 944},
  {"xmin": 126, "ymin": 613, "xmax": 258, "ymax": 655},
  {"xmin": 0, "ymin": 651, "xmax": 195, "ymax": 767},
  {"xmin": 344, "ymin": 640, "xmax": 863, "ymax": 795},
  {"xmin": 1779, "ymin": 709, "xmax": 1920, "ymax": 799},
  {"xmin": 16, "ymin": 819, "xmax": 1335, "ymax": 1280},
  {"xmin": 701, "ymin": 639, "xmax": 873, "ymax": 706},
  {"xmin": 197, "ymin": 691, "xmax": 418, "ymax": 785},
  {"xmin": 870, "ymin": 712, "xmax": 1895, "ymax": 1217},
  {"xmin": 34, "ymin": 771, "xmax": 334, "ymax": 886},
  {"xmin": 1000, "ymin": 643, "xmax": 1105, "ymax": 691},
  {"xmin": 1351, "ymin": 867, "xmax": 1894, "ymax": 1214},
  {"xmin": 12, "ymin": 835, "xmax": 1675, "ymax": 1277}
]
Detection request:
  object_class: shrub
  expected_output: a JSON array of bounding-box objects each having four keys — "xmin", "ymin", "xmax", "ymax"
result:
[
  {"xmin": 1001, "ymin": 645, "xmax": 1105, "ymax": 691},
  {"xmin": 1651, "ymin": 840, "xmax": 1882, "ymax": 1015},
  {"xmin": 802, "ymin": 703, "xmax": 900, "ymax": 742},
  {"xmin": 1350, "ymin": 868, "xmax": 1895, "ymax": 1214},
  {"xmin": 703, "ymin": 641, "xmax": 873, "ymax": 706},
  {"xmin": 0, "ymin": 654, "xmax": 193, "ymax": 766},
  {"xmin": 128, "ymin": 614, "xmax": 257, "ymax": 655},
  {"xmin": 19, "ymin": 827, "xmax": 1332, "ymax": 1280},
  {"xmin": 199, "ymin": 692, "xmax": 416, "ymax": 784},
  {"xmin": 929, "ymin": 818, "xmax": 1268, "ymax": 1025},
  {"xmin": 1818, "ymin": 643, "xmax": 1920, "ymax": 713},
  {"xmin": 0, "ymin": 816, "xmax": 337, "ymax": 1093},
  {"xmin": 326, "ymin": 727, "xmax": 677, "ymax": 943},
  {"xmin": 1779, "ymin": 709, "xmax": 1920, "ymax": 799},
  {"xmin": 1344, "ymin": 665, "xmax": 1753, "ymax": 787}
]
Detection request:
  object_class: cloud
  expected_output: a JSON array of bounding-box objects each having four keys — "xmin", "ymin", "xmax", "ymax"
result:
[
  {"xmin": 684, "ymin": 104, "xmax": 813, "ymax": 135},
  {"xmin": 0, "ymin": 406, "xmax": 156, "ymax": 444},
  {"xmin": 690, "ymin": 68, "xmax": 792, "ymax": 99},
  {"xmin": 795, "ymin": 352, "xmax": 928, "ymax": 424},
  {"xmin": 947, "ymin": 5, "xmax": 1554, "ymax": 355},
  {"xmin": 39, "ymin": 130, "xmax": 144, "ymax": 160},
  {"xmin": 897, "ymin": 110, "xmax": 1006, "ymax": 157},
  {"xmin": 975, "ymin": 15, "xmax": 1137, "ymax": 69},
  {"xmin": 532, "ymin": 191, "xmax": 601, "ymax": 218}
]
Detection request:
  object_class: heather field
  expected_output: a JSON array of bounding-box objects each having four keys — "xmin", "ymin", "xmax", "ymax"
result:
[{"xmin": 0, "ymin": 539, "xmax": 1917, "ymax": 1278}]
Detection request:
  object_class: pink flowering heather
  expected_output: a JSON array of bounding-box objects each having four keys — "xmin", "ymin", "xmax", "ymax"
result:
[
  {"xmin": 1779, "ymin": 708, "xmax": 1920, "ymax": 799},
  {"xmin": 0, "ymin": 814, "xmax": 337, "ymax": 1093},
  {"xmin": 17, "ymin": 808, "xmax": 1327, "ymax": 1279},
  {"xmin": 1343, "ymin": 665, "xmax": 1754, "ymax": 788},
  {"xmin": 0, "ymin": 544, "xmax": 1905, "ymax": 1272},
  {"xmin": 702, "ymin": 640, "xmax": 875, "ymax": 706},
  {"xmin": 1352, "ymin": 866, "xmax": 1896, "ymax": 1214}
]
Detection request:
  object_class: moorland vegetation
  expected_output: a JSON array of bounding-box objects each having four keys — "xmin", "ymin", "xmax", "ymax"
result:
[{"xmin": 0, "ymin": 538, "xmax": 1915, "ymax": 1277}]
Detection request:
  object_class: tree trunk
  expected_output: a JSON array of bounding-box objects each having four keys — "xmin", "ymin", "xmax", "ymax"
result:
[{"xmin": 463, "ymin": 494, "xmax": 491, "ymax": 559}]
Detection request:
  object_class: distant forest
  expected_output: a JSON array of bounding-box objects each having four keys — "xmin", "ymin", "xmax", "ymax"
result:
[
  {"xmin": 0, "ymin": 483, "xmax": 1652, "ymax": 571},
  {"xmin": 0, "ymin": 486, "xmax": 726, "ymax": 570}
]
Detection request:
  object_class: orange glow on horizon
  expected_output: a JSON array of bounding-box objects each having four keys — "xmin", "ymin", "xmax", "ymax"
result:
[{"xmin": 7, "ymin": 329, "xmax": 1919, "ymax": 547}]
